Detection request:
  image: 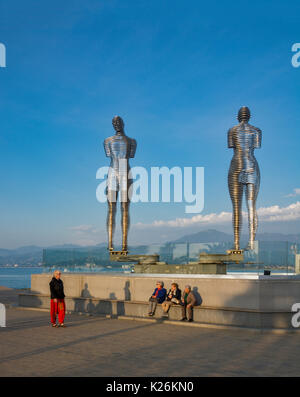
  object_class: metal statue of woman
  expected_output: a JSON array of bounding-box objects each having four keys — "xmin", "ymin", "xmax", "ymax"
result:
[
  {"xmin": 228, "ymin": 106, "xmax": 262, "ymax": 251},
  {"xmin": 104, "ymin": 116, "xmax": 137, "ymax": 252}
]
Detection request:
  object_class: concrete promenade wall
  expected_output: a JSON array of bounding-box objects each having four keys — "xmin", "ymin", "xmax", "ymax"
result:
[
  {"xmin": 17, "ymin": 273, "xmax": 300, "ymax": 329},
  {"xmin": 29, "ymin": 273, "xmax": 300, "ymax": 312}
]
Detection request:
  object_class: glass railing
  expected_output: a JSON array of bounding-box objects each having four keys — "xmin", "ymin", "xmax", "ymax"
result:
[{"xmin": 42, "ymin": 241, "xmax": 300, "ymax": 276}]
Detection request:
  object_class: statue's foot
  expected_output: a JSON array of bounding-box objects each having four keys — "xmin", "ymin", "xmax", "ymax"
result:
[
  {"xmin": 245, "ymin": 242, "xmax": 254, "ymax": 251},
  {"xmin": 227, "ymin": 248, "xmax": 243, "ymax": 255}
]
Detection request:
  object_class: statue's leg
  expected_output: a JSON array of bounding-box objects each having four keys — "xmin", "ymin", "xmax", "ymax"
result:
[
  {"xmin": 253, "ymin": 173, "xmax": 260, "ymax": 237},
  {"xmin": 107, "ymin": 190, "xmax": 117, "ymax": 251},
  {"xmin": 246, "ymin": 184, "xmax": 255, "ymax": 250},
  {"xmin": 228, "ymin": 172, "xmax": 243, "ymax": 250},
  {"xmin": 121, "ymin": 201, "xmax": 130, "ymax": 252},
  {"xmin": 120, "ymin": 179, "xmax": 131, "ymax": 252},
  {"xmin": 253, "ymin": 198, "xmax": 258, "ymax": 239}
]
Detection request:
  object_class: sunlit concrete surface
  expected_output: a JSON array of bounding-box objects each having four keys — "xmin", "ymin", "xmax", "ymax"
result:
[{"xmin": 2, "ymin": 287, "xmax": 300, "ymax": 377}]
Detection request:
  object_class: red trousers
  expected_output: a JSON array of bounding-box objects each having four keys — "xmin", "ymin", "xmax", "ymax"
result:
[{"xmin": 50, "ymin": 299, "xmax": 65, "ymax": 325}]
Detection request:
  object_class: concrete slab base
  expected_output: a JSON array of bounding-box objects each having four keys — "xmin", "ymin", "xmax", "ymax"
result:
[{"xmin": 134, "ymin": 262, "xmax": 227, "ymax": 274}]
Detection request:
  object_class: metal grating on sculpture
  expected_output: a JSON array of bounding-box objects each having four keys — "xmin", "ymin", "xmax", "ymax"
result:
[
  {"xmin": 103, "ymin": 116, "xmax": 137, "ymax": 252},
  {"xmin": 228, "ymin": 106, "xmax": 262, "ymax": 251}
]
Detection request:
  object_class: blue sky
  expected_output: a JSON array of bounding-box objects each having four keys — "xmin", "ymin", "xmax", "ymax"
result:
[{"xmin": 0, "ymin": 0, "xmax": 300, "ymax": 248}]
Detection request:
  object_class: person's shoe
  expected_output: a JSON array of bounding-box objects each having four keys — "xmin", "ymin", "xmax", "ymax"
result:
[
  {"xmin": 59, "ymin": 323, "xmax": 66, "ymax": 327},
  {"xmin": 51, "ymin": 323, "xmax": 57, "ymax": 327},
  {"xmin": 180, "ymin": 317, "xmax": 187, "ymax": 321},
  {"xmin": 188, "ymin": 319, "xmax": 193, "ymax": 322},
  {"xmin": 148, "ymin": 312, "xmax": 153, "ymax": 316}
]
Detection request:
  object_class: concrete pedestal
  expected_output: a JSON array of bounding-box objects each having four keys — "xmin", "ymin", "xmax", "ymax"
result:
[
  {"xmin": 134, "ymin": 263, "xmax": 227, "ymax": 274},
  {"xmin": 114, "ymin": 251, "xmax": 244, "ymax": 275},
  {"xmin": 17, "ymin": 273, "xmax": 300, "ymax": 330}
]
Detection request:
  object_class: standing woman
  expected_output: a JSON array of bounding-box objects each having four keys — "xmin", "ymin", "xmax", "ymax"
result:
[
  {"xmin": 227, "ymin": 106, "xmax": 261, "ymax": 251},
  {"xmin": 49, "ymin": 270, "xmax": 66, "ymax": 327}
]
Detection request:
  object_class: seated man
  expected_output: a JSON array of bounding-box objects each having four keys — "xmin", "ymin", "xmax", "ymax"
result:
[
  {"xmin": 148, "ymin": 281, "xmax": 166, "ymax": 316},
  {"xmin": 180, "ymin": 285, "xmax": 197, "ymax": 322},
  {"xmin": 162, "ymin": 283, "xmax": 181, "ymax": 316}
]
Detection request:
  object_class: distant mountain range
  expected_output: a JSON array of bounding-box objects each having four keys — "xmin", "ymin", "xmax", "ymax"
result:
[
  {"xmin": 1, "ymin": 230, "xmax": 299, "ymax": 266},
  {"xmin": 0, "ymin": 243, "xmax": 105, "ymax": 266},
  {"xmin": 172, "ymin": 229, "xmax": 300, "ymax": 243},
  {"xmin": 172, "ymin": 230, "xmax": 231, "ymax": 243}
]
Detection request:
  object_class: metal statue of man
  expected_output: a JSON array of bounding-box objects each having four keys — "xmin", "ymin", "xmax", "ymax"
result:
[
  {"xmin": 103, "ymin": 116, "xmax": 137, "ymax": 252},
  {"xmin": 228, "ymin": 106, "xmax": 262, "ymax": 251}
]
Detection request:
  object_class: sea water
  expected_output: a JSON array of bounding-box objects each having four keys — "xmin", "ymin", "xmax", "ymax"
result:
[
  {"xmin": 0, "ymin": 267, "xmax": 44, "ymax": 289},
  {"xmin": 0, "ymin": 266, "xmax": 131, "ymax": 289}
]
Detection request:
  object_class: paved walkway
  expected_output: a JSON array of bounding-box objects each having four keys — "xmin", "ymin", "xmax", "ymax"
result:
[
  {"xmin": 1, "ymin": 287, "xmax": 300, "ymax": 377},
  {"xmin": 0, "ymin": 286, "xmax": 25, "ymax": 306}
]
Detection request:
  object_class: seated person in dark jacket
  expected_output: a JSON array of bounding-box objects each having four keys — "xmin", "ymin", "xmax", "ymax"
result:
[
  {"xmin": 148, "ymin": 281, "xmax": 167, "ymax": 316},
  {"xmin": 180, "ymin": 285, "xmax": 197, "ymax": 322},
  {"xmin": 49, "ymin": 270, "xmax": 66, "ymax": 327},
  {"xmin": 162, "ymin": 283, "xmax": 181, "ymax": 315}
]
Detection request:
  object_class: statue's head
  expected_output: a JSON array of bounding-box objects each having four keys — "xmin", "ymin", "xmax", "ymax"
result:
[
  {"xmin": 112, "ymin": 116, "xmax": 125, "ymax": 134},
  {"xmin": 237, "ymin": 106, "xmax": 250, "ymax": 123}
]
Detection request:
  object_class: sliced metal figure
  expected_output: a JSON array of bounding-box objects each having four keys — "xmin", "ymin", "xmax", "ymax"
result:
[
  {"xmin": 104, "ymin": 116, "xmax": 137, "ymax": 252},
  {"xmin": 228, "ymin": 107, "xmax": 262, "ymax": 250}
]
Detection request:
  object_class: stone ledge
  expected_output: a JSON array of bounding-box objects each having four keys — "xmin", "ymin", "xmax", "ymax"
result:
[
  {"xmin": 18, "ymin": 292, "xmax": 294, "ymax": 313},
  {"xmin": 18, "ymin": 292, "xmax": 297, "ymax": 330}
]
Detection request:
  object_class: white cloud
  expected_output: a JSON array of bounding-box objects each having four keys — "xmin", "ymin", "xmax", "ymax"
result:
[
  {"xmin": 257, "ymin": 201, "xmax": 300, "ymax": 222},
  {"xmin": 285, "ymin": 188, "xmax": 300, "ymax": 198},
  {"xmin": 68, "ymin": 225, "xmax": 97, "ymax": 233},
  {"xmin": 135, "ymin": 211, "xmax": 232, "ymax": 229},
  {"xmin": 67, "ymin": 225, "xmax": 102, "ymax": 246},
  {"xmin": 134, "ymin": 201, "xmax": 300, "ymax": 229}
]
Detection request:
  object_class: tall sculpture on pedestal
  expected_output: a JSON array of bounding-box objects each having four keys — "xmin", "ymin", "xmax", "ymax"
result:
[
  {"xmin": 104, "ymin": 116, "xmax": 137, "ymax": 252},
  {"xmin": 228, "ymin": 106, "xmax": 262, "ymax": 251}
]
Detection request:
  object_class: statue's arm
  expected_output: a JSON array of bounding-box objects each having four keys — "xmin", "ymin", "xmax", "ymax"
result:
[
  {"xmin": 227, "ymin": 128, "xmax": 234, "ymax": 148},
  {"xmin": 254, "ymin": 128, "xmax": 262, "ymax": 149},
  {"xmin": 104, "ymin": 138, "xmax": 111, "ymax": 157},
  {"xmin": 129, "ymin": 138, "xmax": 137, "ymax": 158}
]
